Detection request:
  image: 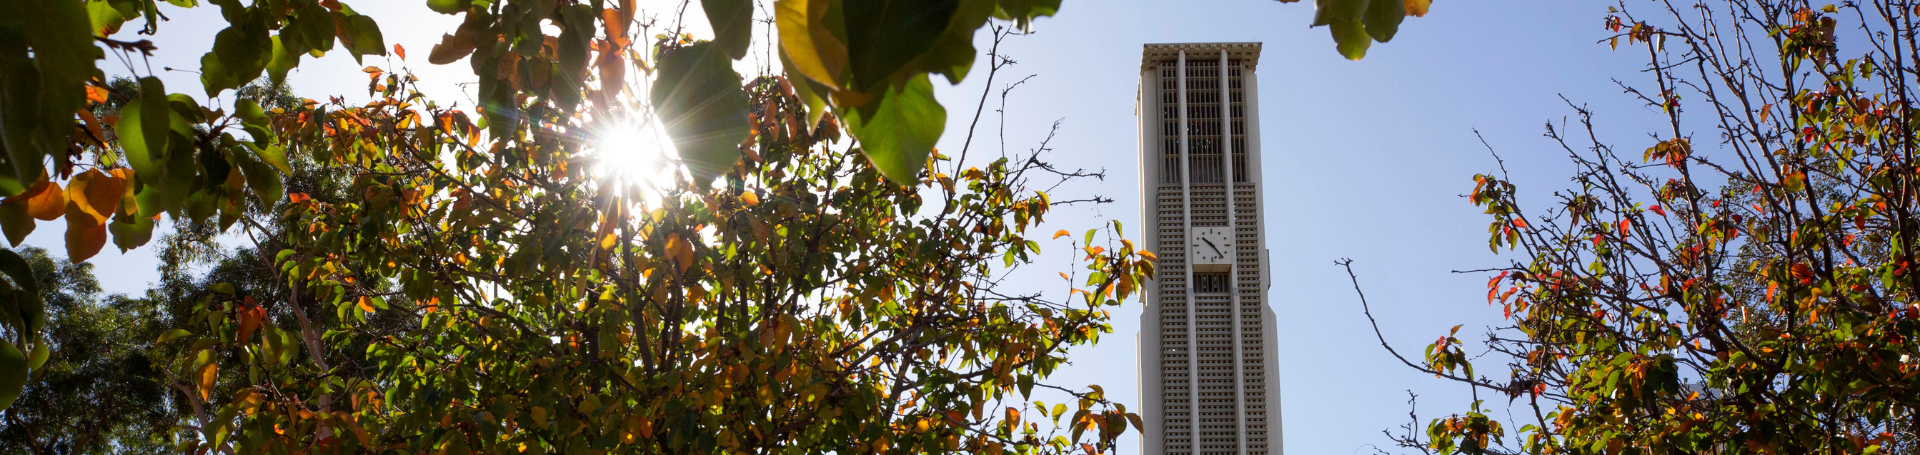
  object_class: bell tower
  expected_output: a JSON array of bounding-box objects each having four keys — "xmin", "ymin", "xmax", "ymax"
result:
[{"xmin": 1135, "ymin": 42, "xmax": 1280, "ymax": 455}]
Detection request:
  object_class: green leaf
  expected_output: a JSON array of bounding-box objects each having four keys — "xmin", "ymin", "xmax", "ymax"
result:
[
  {"xmin": 842, "ymin": 0, "xmax": 957, "ymax": 90},
  {"xmin": 235, "ymin": 148, "xmax": 284, "ymax": 206},
  {"xmin": 342, "ymin": 13, "xmax": 386, "ymax": 61},
  {"xmin": 295, "ymin": 1, "xmax": 334, "ymax": 54},
  {"xmin": 842, "ymin": 73, "xmax": 944, "ymax": 184},
  {"xmin": 14, "ymin": 292, "xmax": 40, "ymax": 339},
  {"xmin": 0, "ymin": 200, "xmax": 31, "ymax": 247},
  {"xmin": 25, "ymin": 340, "xmax": 45, "ymax": 370},
  {"xmin": 703, "ymin": 0, "xmax": 754, "ymax": 60},
  {"xmin": 774, "ymin": 0, "xmax": 849, "ymax": 89},
  {"xmin": 991, "ymin": 0, "xmax": 1059, "ymax": 30},
  {"xmin": 427, "ymin": 0, "xmax": 468, "ymax": 14},
  {"xmin": 202, "ymin": 11, "xmax": 271, "ymax": 96},
  {"xmin": 0, "ymin": 337, "xmax": 25, "ymax": 410},
  {"xmin": 87, "ymin": 0, "xmax": 135, "ymax": 37},
  {"xmin": 1312, "ymin": 0, "xmax": 1368, "ymax": 26},
  {"xmin": 0, "ymin": 248, "xmax": 36, "ymax": 296},
  {"xmin": 157, "ymin": 329, "xmax": 193, "ymax": 344},
  {"xmin": 0, "ymin": 0, "xmax": 94, "ymax": 192},
  {"xmin": 265, "ymin": 35, "xmax": 298, "ymax": 86},
  {"xmin": 1361, "ymin": 0, "xmax": 1405, "ymax": 42},
  {"xmin": 119, "ymin": 77, "xmax": 169, "ymax": 180},
  {"xmin": 256, "ymin": 144, "xmax": 290, "ymax": 174},
  {"xmin": 651, "ymin": 42, "xmax": 751, "ymax": 187},
  {"xmin": 235, "ymin": 98, "xmax": 267, "ymax": 127},
  {"xmin": 1330, "ymin": 19, "xmax": 1371, "ymax": 60},
  {"xmin": 108, "ymin": 212, "xmax": 154, "ymax": 252}
]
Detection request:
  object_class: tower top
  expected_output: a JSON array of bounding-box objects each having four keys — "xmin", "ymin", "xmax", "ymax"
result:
[{"xmin": 1141, "ymin": 42, "xmax": 1263, "ymax": 71}]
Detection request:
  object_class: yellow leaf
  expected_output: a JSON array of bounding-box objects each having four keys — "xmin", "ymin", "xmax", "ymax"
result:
[
  {"xmin": 196, "ymin": 361, "xmax": 218, "ymax": 400},
  {"xmin": 1404, "ymin": 0, "xmax": 1431, "ymax": 16}
]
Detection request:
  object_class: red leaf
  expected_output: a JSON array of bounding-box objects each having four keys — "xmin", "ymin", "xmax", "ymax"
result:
[{"xmin": 1649, "ymin": 205, "xmax": 1665, "ymax": 216}]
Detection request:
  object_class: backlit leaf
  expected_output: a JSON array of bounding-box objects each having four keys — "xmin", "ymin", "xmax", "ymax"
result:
[
  {"xmin": 774, "ymin": 0, "xmax": 848, "ymax": 89},
  {"xmin": 842, "ymin": 74, "xmax": 944, "ymax": 184},
  {"xmin": 64, "ymin": 222, "xmax": 106, "ymax": 263},
  {"xmin": 703, "ymin": 0, "xmax": 753, "ymax": 60},
  {"xmin": 0, "ymin": 337, "xmax": 24, "ymax": 410},
  {"xmin": 652, "ymin": 42, "xmax": 750, "ymax": 186}
]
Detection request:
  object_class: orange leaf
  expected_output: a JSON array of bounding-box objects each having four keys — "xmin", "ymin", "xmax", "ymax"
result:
[
  {"xmin": 1512, "ymin": 217, "xmax": 1529, "ymax": 229},
  {"xmin": 1059, "ymin": 272, "xmax": 1071, "ymax": 281},
  {"xmin": 197, "ymin": 361, "xmax": 218, "ymax": 400},
  {"xmin": 1053, "ymin": 230, "xmax": 1070, "ymax": 240},
  {"xmin": 393, "ymin": 44, "xmax": 406, "ymax": 60},
  {"xmin": 64, "ymin": 221, "xmax": 106, "ymax": 263},
  {"xmin": 1649, "ymin": 205, "xmax": 1665, "ymax": 216},
  {"xmin": 665, "ymin": 233, "xmax": 694, "ymax": 272},
  {"xmin": 13, "ymin": 181, "xmax": 65, "ymax": 221},
  {"xmin": 84, "ymin": 85, "xmax": 108, "ymax": 104},
  {"xmin": 1619, "ymin": 218, "xmax": 1632, "ymax": 237},
  {"xmin": 65, "ymin": 169, "xmax": 124, "ymax": 226},
  {"xmin": 1136, "ymin": 250, "xmax": 1157, "ymax": 261},
  {"xmin": 289, "ymin": 193, "xmax": 311, "ymax": 203},
  {"xmin": 238, "ymin": 305, "xmax": 264, "ymax": 341}
]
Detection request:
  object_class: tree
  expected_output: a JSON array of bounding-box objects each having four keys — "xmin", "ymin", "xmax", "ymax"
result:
[
  {"xmin": 0, "ymin": 247, "xmax": 172, "ymax": 455},
  {"xmin": 1353, "ymin": 1, "xmax": 1920, "ymax": 454},
  {"xmin": 0, "ymin": 0, "xmax": 1442, "ymax": 416}
]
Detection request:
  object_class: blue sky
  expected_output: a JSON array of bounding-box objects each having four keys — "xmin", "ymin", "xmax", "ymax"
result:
[{"xmin": 59, "ymin": 1, "xmax": 1686, "ymax": 454}]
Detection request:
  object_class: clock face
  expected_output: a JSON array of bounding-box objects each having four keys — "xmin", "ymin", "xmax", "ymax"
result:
[{"xmin": 1189, "ymin": 226, "xmax": 1234, "ymax": 264}]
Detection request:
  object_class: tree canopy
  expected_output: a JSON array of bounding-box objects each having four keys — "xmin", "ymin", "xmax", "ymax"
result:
[
  {"xmin": 0, "ymin": 0, "xmax": 1447, "ymax": 452},
  {"xmin": 1355, "ymin": 1, "xmax": 1920, "ymax": 454}
]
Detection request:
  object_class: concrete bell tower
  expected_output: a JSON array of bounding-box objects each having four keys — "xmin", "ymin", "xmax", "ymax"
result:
[{"xmin": 1135, "ymin": 42, "xmax": 1281, "ymax": 455}]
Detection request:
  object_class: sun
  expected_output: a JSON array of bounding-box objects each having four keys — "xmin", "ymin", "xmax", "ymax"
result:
[{"xmin": 590, "ymin": 115, "xmax": 680, "ymax": 201}]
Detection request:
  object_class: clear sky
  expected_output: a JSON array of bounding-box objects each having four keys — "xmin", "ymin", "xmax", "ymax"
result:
[{"xmin": 59, "ymin": 1, "xmax": 1685, "ymax": 454}]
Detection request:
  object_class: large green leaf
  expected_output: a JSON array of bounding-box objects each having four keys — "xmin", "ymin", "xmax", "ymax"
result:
[
  {"xmin": 0, "ymin": 200, "xmax": 31, "ymax": 247},
  {"xmin": 0, "ymin": 0, "xmax": 95, "ymax": 194},
  {"xmin": 703, "ymin": 0, "xmax": 754, "ymax": 60},
  {"xmin": 295, "ymin": 1, "xmax": 334, "ymax": 54},
  {"xmin": 651, "ymin": 42, "xmax": 751, "ymax": 187},
  {"xmin": 773, "ymin": 0, "xmax": 848, "ymax": 89},
  {"xmin": 0, "ymin": 248, "xmax": 38, "ymax": 295},
  {"xmin": 119, "ymin": 77, "xmax": 169, "ymax": 180},
  {"xmin": 1312, "ymin": 0, "xmax": 1368, "ymax": 26},
  {"xmin": 990, "ymin": 0, "xmax": 1059, "ymax": 29},
  {"xmin": 1362, "ymin": 0, "xmax": 1405, "ymax": 42},
  {"xmin": 842, "ymin": 0, "xmax": 957, "ymax": 90},
  {"xmin": 1330, "ymin": 19, "xmax": 1371, "ymax": 60},
  {"xmin": 842, "ymin": 73, "xmax": 943, "ymax": 184},
  {"xmin": 235, "ymin": 146, "xmax": 283, "ymax": 206},
  {"xmin": 0, "ymin": 336, "xmax": 25, "ymax": 410},
  {"xmin": 265, "ymin": 35, "xmax": 298, "ymax": 85},
  {"xmin": 339, "ymin": 13, "xmax": 386, "ymax": 62},
  {"xmin": 201, "ymin": 9, "xmax": 270, "ymax": 96},
  {"xmin": 108, "ymin": 212, "xmax": 154, "ymax": 252},
  {"xmin": 428, "ymin": 0, "xmax": 468, "ymax": 14}
]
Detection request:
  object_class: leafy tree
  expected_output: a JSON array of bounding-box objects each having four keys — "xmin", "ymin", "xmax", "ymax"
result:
[
  {"xmin": 0, "ymin": 247, "xmax": 172, "ymax": 455},
  {"xmin": 1351, "ymin": 1, "xmax": 1920, "ymax": 454}
]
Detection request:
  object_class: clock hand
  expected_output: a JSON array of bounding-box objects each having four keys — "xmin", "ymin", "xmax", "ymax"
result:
[{"xmin": 1201, "ymin": 238, "xmax": 1223, "ymax": 257}]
